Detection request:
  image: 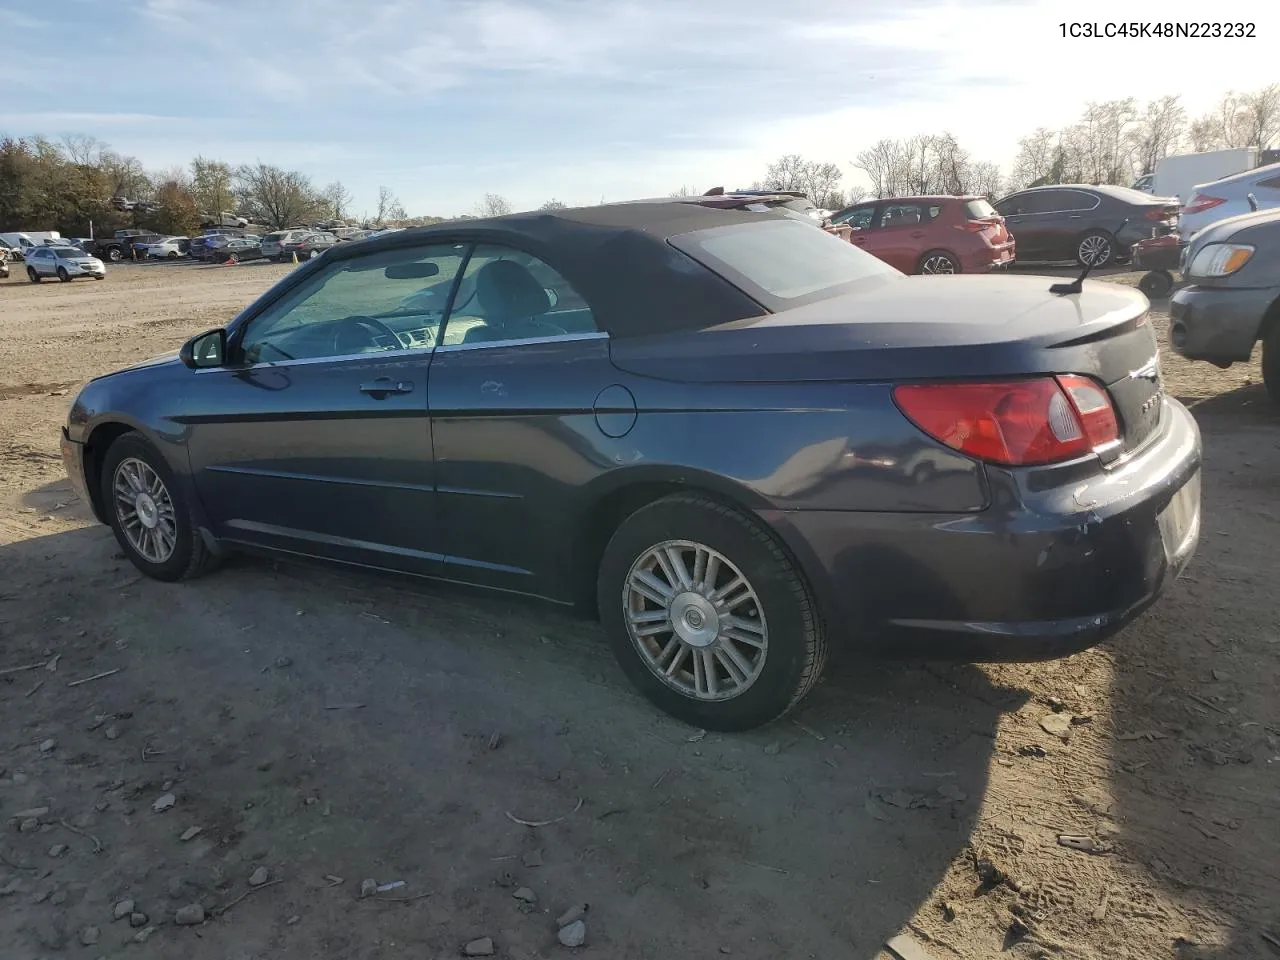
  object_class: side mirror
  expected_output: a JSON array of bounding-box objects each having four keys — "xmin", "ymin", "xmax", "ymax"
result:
[{"xmin": 180, "ymin": 329, "xmax": 227, "ymax": 369}]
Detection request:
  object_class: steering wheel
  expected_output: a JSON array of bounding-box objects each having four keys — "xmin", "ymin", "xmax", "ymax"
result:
[{"xmin": 332, "ymin": 315, "xmax": 403, "ymax": 354}]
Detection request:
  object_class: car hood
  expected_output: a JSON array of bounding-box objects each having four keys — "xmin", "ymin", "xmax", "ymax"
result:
[
  {"xmin": 609, "ymin": 274, "xmax": 1150, "ymax": 384},
  {"xmin": 94, "ymin": 350, "xmax": 181, "ymax": 380}
]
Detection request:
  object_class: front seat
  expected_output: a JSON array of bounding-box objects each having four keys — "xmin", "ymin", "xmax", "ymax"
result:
[{"xmin": 463, "ymin": 259, "xmax": 561, "ymax": 344}]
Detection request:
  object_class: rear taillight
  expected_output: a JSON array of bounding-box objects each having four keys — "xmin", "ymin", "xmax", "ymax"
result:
[
  {"xmin": 961, "ymin": 218, "xmax": 1000, "ymax": 232},
  {"xmin": 1145, "ymin": 207, "xmax": 1175, "ymax": 221},
  {"xmin": 892, "ymin": 376, "xmax": 1120, "ymax": 466},
  {"xmin": 1182, "ymin": 194, "xmax": 1226, "ymax": 216}
]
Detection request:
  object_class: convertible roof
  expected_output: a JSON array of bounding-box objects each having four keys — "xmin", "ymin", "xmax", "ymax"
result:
[{"xmin": 333, "ymin": 202, "xmax": 781, "ymax": 338}]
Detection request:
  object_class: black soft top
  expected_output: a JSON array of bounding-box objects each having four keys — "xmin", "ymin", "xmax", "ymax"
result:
[{"xmin": 326, "ymin": 202, "xmax": 779, "ymax": 338}]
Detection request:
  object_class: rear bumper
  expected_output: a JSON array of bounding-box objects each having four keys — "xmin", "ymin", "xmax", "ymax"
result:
[
  {"xmin": 766, "ymin": 398, "xmax": 1201, "ymax": 661},
  {"xmin": 961, "ymin": 243, "xmax": 1015, "ymax": 273},
  {"xmin": 1170, "ymin": 283, "xmax": 1276, "ymax": 363}
]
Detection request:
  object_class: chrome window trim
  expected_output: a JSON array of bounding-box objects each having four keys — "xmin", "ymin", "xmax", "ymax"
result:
[{"xmin": 436, "ymin": 330, "xmax": 608, "ymax": 353}]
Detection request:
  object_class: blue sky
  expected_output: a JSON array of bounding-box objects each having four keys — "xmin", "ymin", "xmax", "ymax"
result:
[{"xmin": 1, "ymin": 0, "xmax": 1275, "ymax": 217}]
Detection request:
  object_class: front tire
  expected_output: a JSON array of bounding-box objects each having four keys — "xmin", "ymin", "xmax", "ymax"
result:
[
  {"xmin": 27, "ymin": 268, "xmax": 41, "ymax": 283},
  {"xmin": 1076, "ymin": 231, "xmax": 1114, "ymax": 268},
  {"xmin": 57, "ymin": 267, "xmax": 70, "ymax": 282},
  {"xmin": 1138, "ymin": 269, "xmax": 1174, "ymax": 299},
  {"xmin": 100, "ymin": 432, "xmax": 219, "ymax": 582},
  {"xmin": 598, "ymin": 494, "xmax": 827, "ymax": 731},
  {"xmin": 918, "ymin": 250, "xmax": 960, "ymax": 275},
  {"xmin": 106, "ymin": 247, "xmax": 123, "ymax": 262},
  {"xmin": 1263, "ymin": 321, "xmax": 1280, "ymax": 405}
]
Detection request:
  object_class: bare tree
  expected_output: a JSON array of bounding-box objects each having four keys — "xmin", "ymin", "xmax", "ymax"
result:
[
  {"xmin": 374, "ymin": 185, "xmax": 406, "ymax": 225},
  {"xmin": 1186, "ymin": 116, "xmax": 1219, "ymax": 152},
  {"xmin": 761, "ymin": 154, "xmax": 809, "ymax": 192},
  {"xmin": 235, "ymin": 163, "xmax": 320, "ymax": 229},
  {"xmin": 1010, "ymin": 128, "xmax": 1057, "ymax": 189},
  {"xmin": 59, "ymin": 134, "xmax": 104, "ymax": 166},
  {"xmin": 1072, "ymin": 99, "xmax": 1139, "ymax": 185},
  {"xmin": 1231, "ymin": 84, "xmax": 1280, "ymax": 149},
  {"xmin": 540, "ymin": 198, "xmax": 568, "ymax": 210},
  {"xmin": 967, "ymin": 161, "xmax": 1004, "ymax": 198},
  {"xmin": 321, "ymin": 181, "xmax": 355, "ymax": 220},
  {"xmin": 842, "ymin": 185, "xmax": 868, "ymax": 207},
  {"xmin": 671, "ymin": 185, "xmax": 697, "ymax": 197},
  {"xmin": 475, "ymin": 193, "xmax": 513, "ymax": 218},
  {"xmin": 1130, "ymin": 95, "xmax": 1186, "ymax": 176}
]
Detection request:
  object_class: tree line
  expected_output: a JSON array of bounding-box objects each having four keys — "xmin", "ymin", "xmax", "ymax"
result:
[{"xmin": 2, "ymin": 84, "xmax": 1276, "ymax": 236}]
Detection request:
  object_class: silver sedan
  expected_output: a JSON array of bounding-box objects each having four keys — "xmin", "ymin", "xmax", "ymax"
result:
[{"xmin": 25, "ymin": 245, "xmax": 106, "ymax": 282}]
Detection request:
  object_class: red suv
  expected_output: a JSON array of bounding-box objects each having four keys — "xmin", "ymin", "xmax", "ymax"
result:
[{"xmin": 829, "ymin": 195, "xmax": 1015, "ymax": 274}]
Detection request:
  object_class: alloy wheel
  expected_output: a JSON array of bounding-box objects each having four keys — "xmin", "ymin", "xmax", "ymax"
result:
[
  {"xmin": 921, "ymin": 254, "xmax": 957, "ymax": 275},
  {"xmin": 1079, "ymin": 235, "xmax": 1111, "ymax": 266},
  {"xmin": 112, "ymin": 457, "xmax": 178, "ymax": 564},
  {"xmin": 623, "ymin": 540, "xmax": 768, "ymax": 701}
]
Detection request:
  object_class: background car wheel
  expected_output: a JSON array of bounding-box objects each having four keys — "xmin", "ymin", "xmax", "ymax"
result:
[
  {"xmin": 168, "ymin": 251, "xmax": 179, "ymax": 259},
  {"xmin": 918, "ymin": 250, "xmax": 960, "ymax": 275},
  {"xmin": 27, "ymin": 268, "xmax": 41, "ymax": 283},
  {"xmin": 106, "ymin": 248, "xmax": 123, "ymax": 262},
  {"xmin": 1076, "ymin": 231, "xmax": 1114, "ymax": 268},
  {"xmin": 100, "ymin": 432, "xmax": 219, "ymax": 582},
  {"xmin": 309, "ymin": 249, "xmax": 320, "ymax": 259},
  {"xmin": 1262, "ymin": 322, "xmax": 1280, "ymax": 405},
  {"xmin": 598, "ymin": 493, "xmax": 828, "ymax": 731},
  {"xmin": 57, "ymin": 267, "xmax": 70, "ymax": 282},
  {"xmin": 1138, "ymin": 269, "xmax": 1175, "ymax": 299}
]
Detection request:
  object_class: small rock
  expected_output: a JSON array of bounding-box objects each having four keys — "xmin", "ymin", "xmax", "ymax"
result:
[
  {"xmin": 720, "ymin": 948, "xmax": 732, "ymax": 955},
  {"xmin": 94, "ymin": 800, "xmax": 110, "ymax": 813},
  {"xmin": 1212, "ymin": 669, "xmax": 1230, "ymax": 682},
  {"xmin": 558, "ymin": 919, "xmax": 587, "ymax": 947},
  {"xmin": 104, "ymin": 725, "xmax": 121, "ymax": 741},
  {"xmin": 488, "ymin": 731, "xmax": 503, "ymax": 750},
  {"xmin": 521, "ymin": 850, "xmax": 543, "ymax": 868},
  {"xmin": 180, "ymin": 826, "xmax": 202, "ymax": 842},
  {"xmin": 19, "ymin": 818, "xmax": 40, "ymax": 833},
  {"xmin": 941, "ymin": 900, "xmax": 959, "ymax": 921},
  {"xmin": 161, "ymin": 780, "xmax": 173, "ymax": 791},
  {"xmin": 287, "ymin": 915, "xmax": 300, "ymax": 925},
  {"xmin": 512, "ymin": 886, "xmax": 537, "ymax": 904},
  {"xmin": 152, "ymin": 792, "xmax": 176, "ymax": 813},
  {"xmin": 130, "ymin": 912, "xmax": 148, "ymax": 928},
  {"xmin": 174, "ymin": 903, "xmax": 205, "ymax": 925},
  {"xmin": 133, "ymin": 926, "xmax": 156, "ymax": 943},
  {"xmin": 13, "ymin": 806, "xmax": 50, "ymax": 820},
  {"xmin": 274, "ymin": 655, "xmax": 293, "ymax": 668},
  {"xmin": 463, "ymin": 936, "xmax": 495, "ymax": 956},
  {"xmin": 1039, "ymin": 713, "xmax": 1073, "ymax": 740},
  {"xmin": 80, "ymin": 926, "xmax": 101, "ymax": 946},
  {"xmin": 763, "ymin": 741, "xmax": 781, "ymax": 756},
  {"xmin": 495, "ymin": 870, "xmax": 516, "ymax": 888},
  {"xmin": 557, "ymin": 903, "xmax": 588, "ymax": 927},
  {"xmin": 39, "ymin": 739, "xmax": 56, "ymax": 753},
  {"xmin": 48, "ymin": 844, "xmax": 68, "ymax": 858},
  {"xmin": 1017, "ymin": 744, "xmax": 1048, "ymax": 758},
  {"xmin": 359, "ymin": 878, "xmax": 378, "ymax": 899},
  {"xmin": 249, "ymin": 866, "xmax": 270, "ymax": 887},
  {"xmin": 50, "ymin": 889, "xmax": 68, "ymax": 906}
]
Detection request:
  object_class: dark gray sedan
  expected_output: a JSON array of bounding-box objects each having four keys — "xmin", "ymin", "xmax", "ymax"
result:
[
  {"xmin": 1170, "ymin": 207, "xmax": 1280, "ymax": 402},
  {"xmin": 60, "ymin": 201, "xmax": 1202, "ymax": 730}
]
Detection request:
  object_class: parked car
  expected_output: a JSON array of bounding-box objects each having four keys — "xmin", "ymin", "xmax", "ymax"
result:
[
  {"xmin": 828, "ymin": 195, "xmax": 1015, "ymax": 274},
  {"xmin": 282, "ymin": 232, "xmax": 340, "ymax": 259},
  {"xmin": 993, "ymin": 185, "xmax": 1180, "ymax": 267},
  {"xmin": 88, "ymin": 230, "xmax": 161, "ymax": 262},
  {"xmin": 187, "ymin": 235, "xmax": 221, "ymax": 260},
  {"xmin": 261, "ymin": 229, "xmax": 316, "ymax": 261},
  {"xmin": 25, "ymin": 245, "xmax": 106, "ymax": 282},
  {"xmin": 1169, "ymin": 207, "xmax": 1280, "ymax": 402},
  {"xmin": 219, "ymin": 237, "xmax": 264, "ymax": 262},
  {"xmin": 198, "ymin": 234, "xmax": 261, "ymax": 261},
  {"xmin": 59, "ymin": 201, "xmax": 1201, "ymax": 730},
  {"xmin": 1178, "ymin": 162, "xmax": 1280, "ymax": 241},
  {"xmin": 0, "ymin": 254, "xmax": 8, "ymax": 279},
  {"xmin": 146, "ymin": 237, "xmax": 188, "ymax": 259}
]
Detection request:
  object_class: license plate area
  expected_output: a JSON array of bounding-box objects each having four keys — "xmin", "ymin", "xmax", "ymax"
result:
[{"xmin": 1157, "ymin": 471, "xmax": 1200, "ymax": 563}]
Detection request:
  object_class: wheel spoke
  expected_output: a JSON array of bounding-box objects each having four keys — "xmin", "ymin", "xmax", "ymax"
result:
[
  {"xmin": 701, "ymin": 553, "xmax": 720, "ymax": 592},
  {"xmin": 663, "ymin": 546, "xmax": 693, "ymax": 590},
  {"xmin": 664, "ymin": 644, "xmax": 689, "ymax": 677},
  {"xmin": 715, "ymin": 642, "xmax": 751, "ymax": 686},
  {"xmin": 631, "ymin": 570, "xmax": 673, "ymax": 606},
  {"xmin": 700, "ymin": 649, "xmax": 718, "ymax": 696}
]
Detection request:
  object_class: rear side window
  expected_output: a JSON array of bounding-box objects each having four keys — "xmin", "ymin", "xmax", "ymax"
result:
[
  {"xmin": 965, "ymin": 199, "xmax": 998, "ymax": 219},
  {"xmin": 670, "ymin": 218, "xmax": 900, "ymax": 310}
]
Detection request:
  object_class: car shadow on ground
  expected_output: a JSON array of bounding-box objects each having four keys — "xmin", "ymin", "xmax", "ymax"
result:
[
  {"xmin": 0, "ymin": 518, "xmax": 1026, "ymax": 958},
  {"xmin": 1104, "ymin": 392, "xmax": 1280, "ymax": 959}
]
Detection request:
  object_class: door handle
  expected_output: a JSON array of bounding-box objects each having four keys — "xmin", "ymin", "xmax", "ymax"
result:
[
  {"xmin": 1068, "ymin": 215, "xmax": 1082, "ymax": 219},
  {"xmin": 359, "ymin": 378, "xmax": 413, "ymax": 397}
]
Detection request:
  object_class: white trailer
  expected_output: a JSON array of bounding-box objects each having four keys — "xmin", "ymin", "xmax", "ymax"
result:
[{"xmin": 1132, "ymin": 148, "xmax": 1260, "ymax": 203}]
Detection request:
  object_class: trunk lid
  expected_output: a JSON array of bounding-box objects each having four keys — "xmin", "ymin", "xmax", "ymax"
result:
[{"xmin": 610, "ymin": 274, "xmax": 1163, "ymax": 455}]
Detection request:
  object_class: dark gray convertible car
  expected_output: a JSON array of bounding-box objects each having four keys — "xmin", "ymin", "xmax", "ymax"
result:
[{"xmin": 60, "ymin": 201, "xmax": 1202, "ymax": 730}]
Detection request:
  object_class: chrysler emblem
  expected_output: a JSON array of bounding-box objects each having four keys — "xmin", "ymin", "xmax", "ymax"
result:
[{"xmin": 1129, "ymin": 357, "xmax": 1160, "ymax": 384}]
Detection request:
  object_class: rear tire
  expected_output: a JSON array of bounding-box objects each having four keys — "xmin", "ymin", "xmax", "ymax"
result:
[
  {"xmin": 1076, "ymin": 231, "xmax": 1114, "ymax": 268},
  {"xmin": 1138, "ymin": 269, "xmax": 1174, "ymax": 299},
  {"xmin": 100, "ymin": 432, "xmax": 220, "ymax": 582},
  {"xmin": 597, "ymin": 493, "xmax": 827, "ymax": 731},
  {"xmin": 27, "ymin": 268, "xmax": 41, "ymax": 283},
  {"xmin": 918, "ymin": 250, "xmax": 960, "ymax": 275},
  {"xmin": 1263, "ymin": 321, "xmax": 1280, "ymax": 405}
]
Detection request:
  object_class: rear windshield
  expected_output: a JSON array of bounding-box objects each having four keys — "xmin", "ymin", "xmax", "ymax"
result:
[
  {"xmin": 50, "ymin": 247, "xmax": 81, "ymax": 257},
  {"xmin": 266, "ymin": 232, "xmax": 287, "ymax": 241},
  {"xmin": 670, "ymin": 218, "xmax": 900, "ymax": 309},
  {"xmin": 965, "ymin": 199, "xmax": 998, "ymax": 219}
]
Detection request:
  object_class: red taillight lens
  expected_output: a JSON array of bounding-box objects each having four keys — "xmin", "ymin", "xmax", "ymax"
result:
[
  {"xmin": 892, "ymin": 376, "xmax": 1119, "ymax": 466},
  {"xmin": 1182, "ymin": 194, "xmax": 1225, "ymax": 216}
]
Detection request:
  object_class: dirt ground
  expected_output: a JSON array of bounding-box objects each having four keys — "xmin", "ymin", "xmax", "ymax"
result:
[{"xmin": 1, "ymin": 259, "xmax": 1277, "ymax": 960}]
